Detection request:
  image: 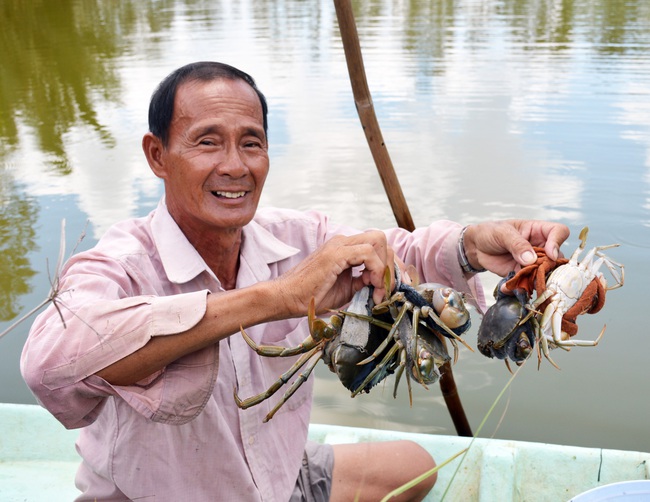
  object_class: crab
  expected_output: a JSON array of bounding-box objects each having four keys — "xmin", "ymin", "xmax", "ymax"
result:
[
  {"xmin": 477, "ymin": 273, "xmax": 537, "ymax": 372},
  {"xmin": 342, "ymin": 286, "xmax": 456, "ymax": 404},
  {"xmin": 233, "ymin": 267, "xmax": 470, "ymax": 421},
  {"xmin": 369, "ymin": 266, "xmax": 474, "ymax": 364},
  {"xmin": 315, "ymin": 265, "xmax": 472, "ymax": 405},
  {"xmin": 527, "ymin": 226, "xmax": 624, "ymax": 368}
]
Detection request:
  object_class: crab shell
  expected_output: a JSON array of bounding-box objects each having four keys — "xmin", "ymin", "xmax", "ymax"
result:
[
  {"xmin": 323, "ymin": 309, "xmax": 397, "ymax": 393},
  {"xmin": 404, "ymin": 282, "xmax": 472, "ymax": 337},
  {"xmin": 411, "ymin": 323, "xmax": 451, "ymax": 384},
  {"xmin": 477, "ymin": 278, "xmax": 536, "ymax": 363}
]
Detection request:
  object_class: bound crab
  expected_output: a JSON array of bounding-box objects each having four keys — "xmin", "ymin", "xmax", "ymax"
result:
[
  {"xmin": 348, "ymin": 267, "xmax": 473, "ymax": 395},
  {"xmin": 477, "ymin": 226, "xmax": 624, "ymax": 369},
  {"xmin": 527, "ymin": 227, "xmax": 624, "ymax": 368},
  {"xmin": 234, "ymin": 267, "xmax": 472, "ymax": 422},
  {"xmin": 477, "ymin": 273, "xmax": 537, "ymax": 372}
]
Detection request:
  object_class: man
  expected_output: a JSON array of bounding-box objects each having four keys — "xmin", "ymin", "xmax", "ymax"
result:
[{"xmin": 21, "ymin": 62, "xmax": 569, "ymax": 501}]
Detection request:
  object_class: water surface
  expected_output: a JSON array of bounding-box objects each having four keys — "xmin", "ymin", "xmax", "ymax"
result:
[{"xmin": 1, "ymin": 0, "xmax": 649, "ymax": 453}]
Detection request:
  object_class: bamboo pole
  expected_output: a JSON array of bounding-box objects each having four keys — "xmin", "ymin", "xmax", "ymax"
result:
[{"xmin": 333, "ymin": 0, "xmax": 472, "ymax": 437}]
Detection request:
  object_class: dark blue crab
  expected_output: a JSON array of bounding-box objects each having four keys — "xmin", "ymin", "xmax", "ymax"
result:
[
  {"xmin": 234, "ymin": 268, "xmax": 471, "ymax": 421},
  {"xmin": 477, "ymin": 273, "xmax": 536, "ymax": 371}
]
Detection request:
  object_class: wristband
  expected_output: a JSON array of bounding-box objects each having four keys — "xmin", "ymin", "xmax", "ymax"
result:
[{"xmin": 458, "ymin": 226, "xmax": 486, "ymax": 274}]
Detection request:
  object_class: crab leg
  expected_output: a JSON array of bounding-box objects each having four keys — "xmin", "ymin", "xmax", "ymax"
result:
[
  {"xmin": 400, "ymin": 346, "xmax": 415, "ymax": 407},
  {"xmin": 356, "ymin": 302, "xmax": 410, "ymax": 366},
  {"xmin": 234, "ymin": 345, "xmax": 322, "ymax": 409},
  {"xmin": 593, "ymin": 252, "xmax": 625, "ymax": 290},
  {"xmin": 396, "ymin": 313, "xmax": 421, "ymax": 405},
  {"xmin": 239, "ymin": 298, "xmax": 340, "ymax": 357},
  {"xmin": 336, "ymin": 310, "xmax": 393, "ymax": 331},
  {"xmin": 573, "ymin": 226, "xmax": 589, "ymax": 258},
  {"xmin": 554, "ymin": 325, "xmax": 606, "ymax": 348},
  {"xmin": 538, "ymin": 331, "xmax": 561, "ymax": 370},
  {"xmin": 351, "ymin": 341, "xmax": 402, "ymax": 398},
  {"xmin": 412, "ymin": 308, "xmax": 456, "ymax": 364},
  {"xmin": 372, "ymin": 291, "xmax": 406, "ymax": 317},
  {"xmin": 263, "ymin": 350, "xmax": 323, "ymax": 423},
  {"xmin": 392, "ymin": 364, "xmax": 405, "ymax": 399},
  {"xmin": 407, "ymin": 310, "xmax": 430, "ymax": 382},
  {"xmin": 240, "ymin": 326, "xmax": 320, "ymax": 357}
]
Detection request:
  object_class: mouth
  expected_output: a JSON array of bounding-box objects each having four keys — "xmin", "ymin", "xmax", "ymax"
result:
[{"xmin": 211, "ymin": 190, "xmax": 247, "ymax": 200}]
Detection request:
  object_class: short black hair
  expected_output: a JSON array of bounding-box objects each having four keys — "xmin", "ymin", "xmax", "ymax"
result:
[{"xmin": 148, "ymin": 61, "xmax": 268, "ymax": 146}]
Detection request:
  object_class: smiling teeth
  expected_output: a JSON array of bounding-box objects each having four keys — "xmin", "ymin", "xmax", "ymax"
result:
[{"xmin": 215, "ymin": 191, "xmax": 246, "ymax": 198}]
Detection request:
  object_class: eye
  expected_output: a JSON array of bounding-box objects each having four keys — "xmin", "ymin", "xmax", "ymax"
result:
[{"xmin": 243, "ymin": 139, "xmax": 263, "ymax": 149}]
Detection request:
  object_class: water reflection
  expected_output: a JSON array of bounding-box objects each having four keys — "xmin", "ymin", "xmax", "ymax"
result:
[
  {"xmin": 0, "ymin": 0, "xmax": 649, "ymax": 452},
  {"xmin": 0, "ymin": 0, "xmax": 126, "ymax": 167},
  {"xmin": 0, "ymin": 180, "xmax": 38, "ymax": 320}
]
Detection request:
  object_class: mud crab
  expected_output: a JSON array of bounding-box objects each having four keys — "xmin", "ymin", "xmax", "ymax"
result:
[
  {"xmin": 476, "ymin": 227, "xmax": 623, "ymax": 370},
  {"xmin": 477, "ymin": 273, "xmax": 536, "ymax": 372},
  {"xmin": 348, "ymin": 269, "xmax": 472, "ymax": 401},
  {"xmin": 527, "ymin": 227, "xmax": 624, "ymax": 368},
  {"xmin": 234, "ymin": 267, "xmax": 471, "ymax": 422}
]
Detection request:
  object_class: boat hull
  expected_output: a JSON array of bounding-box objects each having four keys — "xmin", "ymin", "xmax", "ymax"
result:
[{"xmin": 1, "ymin": 403, "xmax": 648, "ymax": 501}]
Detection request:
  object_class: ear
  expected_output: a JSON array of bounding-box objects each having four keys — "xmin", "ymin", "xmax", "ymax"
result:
[{"xmin": 142, "ymin": 132, "xmax": 168, "ymax": 179}]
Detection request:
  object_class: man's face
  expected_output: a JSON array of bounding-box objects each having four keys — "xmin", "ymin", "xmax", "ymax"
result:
[{"xmin": 152, "ymin": 78, "xmax": 269, "ymax": 237}]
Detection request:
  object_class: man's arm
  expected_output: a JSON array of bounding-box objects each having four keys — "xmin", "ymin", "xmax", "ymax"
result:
[
  {"xmin": 460, "ymin": 219, "xmax": 570, "ymax": 277},
  {"xmin": 96, "ymin": 231, "xmax": 395, "ymax": 386},
  {"xmin": 95, "ymin": 281, "xmax": 278, "ymax": 385}
]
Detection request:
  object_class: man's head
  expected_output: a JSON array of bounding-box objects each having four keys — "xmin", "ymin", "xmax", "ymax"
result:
[
  {"xmin": 142, "ymin": 62, "xmax": 270, "ymax": 247},
  {"xmin": 148, "ymin": 61, "xmax": 268, "ymax": 147}
]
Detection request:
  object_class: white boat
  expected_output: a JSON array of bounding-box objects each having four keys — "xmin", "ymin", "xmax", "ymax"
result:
[{"xmin": 1, "ymin": 403, "xmax": 648, "ymax": 501}]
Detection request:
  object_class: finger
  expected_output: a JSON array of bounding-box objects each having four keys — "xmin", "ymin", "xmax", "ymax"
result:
[
  {"xmin": 541, "ymin": 223, "xmax": 570, "ymax": 260},
  {"xmin": 491, "ymin": 224, "xmax": 538, "ymax": 267},
  {"xmin": 339, "ymin": 231, "xmax": 391, "ymax": 288},
  {"xmin": 514, "ymin": 220, "xmax": 570, "ymax": 260},
  {"xmin": 351, "ymin": 267, "xmax": 386, "ymax": 305},
  {"xmin": 278, "ymin": 234, "xmax": 387, "ymax": 315},
  {"xmin": 347, "ymin": 230, "xmax": 390, "ymax": 266}
]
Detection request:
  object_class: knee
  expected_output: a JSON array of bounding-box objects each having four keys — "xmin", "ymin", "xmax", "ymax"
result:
[
  {"xmin": 331, "ymin": 440, "xmax": 436, "ymax": 502},
  {"xmin": 398, "ymin": 440, "xmax": 437, "ymax": 500}
]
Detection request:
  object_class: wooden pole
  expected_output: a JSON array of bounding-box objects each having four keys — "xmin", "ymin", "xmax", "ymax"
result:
[{"xmin": 333, "ymin": 0, "xmax": 472, "ymax": 437}]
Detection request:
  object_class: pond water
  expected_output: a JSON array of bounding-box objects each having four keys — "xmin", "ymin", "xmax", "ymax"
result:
[{"xmin": 1, "ymin": 0, "xmax": 649, "ymax": 453}]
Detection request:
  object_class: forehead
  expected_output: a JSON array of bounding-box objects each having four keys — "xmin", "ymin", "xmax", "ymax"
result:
[{"xmin": 172, "ymin": 78, "xmax": 264, "ymax": 128}]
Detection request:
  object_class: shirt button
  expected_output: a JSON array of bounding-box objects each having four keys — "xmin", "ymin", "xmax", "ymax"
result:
[{"xmin": 248, "ymin": 436, "xmax": 255, "ymax": 445}]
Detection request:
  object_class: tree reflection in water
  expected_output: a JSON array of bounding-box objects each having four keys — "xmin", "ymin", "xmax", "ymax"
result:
[{"xmin": 0, "ymin": 179, "xmax": 37, "ymax": 321}]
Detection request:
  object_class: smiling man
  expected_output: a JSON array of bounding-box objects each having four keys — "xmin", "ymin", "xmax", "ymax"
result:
[
  {"xmin": 21, "ymin": 62, "xmax": 569, "ymax": 501},
  {"xmin": 144, "ymin": 76, "xmax": 270, "ymax": 289}
]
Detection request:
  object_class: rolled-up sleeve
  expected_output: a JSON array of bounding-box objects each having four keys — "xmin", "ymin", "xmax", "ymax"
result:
[
  {"xmin": 385, "ymin": 220, "xmax": 487, "ymax": 313},
  {"xmin": 21, "ymin": 258, "xmax": 212, "ymax": 429}
]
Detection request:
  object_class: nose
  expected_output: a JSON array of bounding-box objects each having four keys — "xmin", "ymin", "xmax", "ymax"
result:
[{"xmin": 215, "ymin": 145, "xmax": 248, "ymax": 178}]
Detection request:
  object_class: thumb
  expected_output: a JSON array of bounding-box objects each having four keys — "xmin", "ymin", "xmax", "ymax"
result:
[
  {"xmin": 501, "ymin": 229, "xmax": 537, "ymax": 267},
  {"xmin": 519, "ymin": 248, "xmax": 537, "ymax": 266}
]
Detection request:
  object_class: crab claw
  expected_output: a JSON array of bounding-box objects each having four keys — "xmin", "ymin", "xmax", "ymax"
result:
[
  {"xmin": 384, "ymin": 265, "xmax": 393, "ymax": 301},
  {"xmin": 308, "ymin": 297, "xmax": 341, "ymax": 341}
]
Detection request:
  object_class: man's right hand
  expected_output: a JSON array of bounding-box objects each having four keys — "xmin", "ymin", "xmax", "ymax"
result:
[{"xmin": 274, "ymin": 230, "xmax": 396, "ymax": 317}]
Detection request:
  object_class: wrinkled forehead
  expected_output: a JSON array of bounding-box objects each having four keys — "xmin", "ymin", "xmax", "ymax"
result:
[{"xmin": 173, "ymin": 78, "xmax": 264, "ymax": 126}]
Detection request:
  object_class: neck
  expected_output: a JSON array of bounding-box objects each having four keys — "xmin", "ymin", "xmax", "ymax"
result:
[
  {"xmin": 182, "ymin": 224, "xmax": 243, "ymax": 291},
  {"xmin": 200, "ymin": 234, "xmax": 241, "ymax": 290}
]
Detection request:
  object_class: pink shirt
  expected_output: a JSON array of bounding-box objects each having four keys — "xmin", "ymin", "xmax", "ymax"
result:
[{"xmin": 21, "ymin": 202, "xmax": 485, "ymax": 501}]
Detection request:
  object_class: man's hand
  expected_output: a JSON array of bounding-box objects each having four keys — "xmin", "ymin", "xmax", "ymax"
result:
[
  {"xmin": 274, "ymin": 231, "xmax": 395, "ymax": 317},
  {"xmin": 461, "ymin": 220, "xmax": 570, "ymax": 277}
]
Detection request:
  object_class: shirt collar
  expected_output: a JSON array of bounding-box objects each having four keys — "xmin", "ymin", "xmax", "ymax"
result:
[
  {"xmin": 151, "ymin": 200, "xmax": 299, "ymax": 285},
  {"xmin": 239, "ymin": 212, "xmax": 300, "ymax": 283}
]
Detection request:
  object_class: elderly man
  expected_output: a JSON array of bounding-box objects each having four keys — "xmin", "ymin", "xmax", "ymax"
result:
[{"xmin": 22, "ymin": 62, "xmax": 569, "ymax": 501}]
